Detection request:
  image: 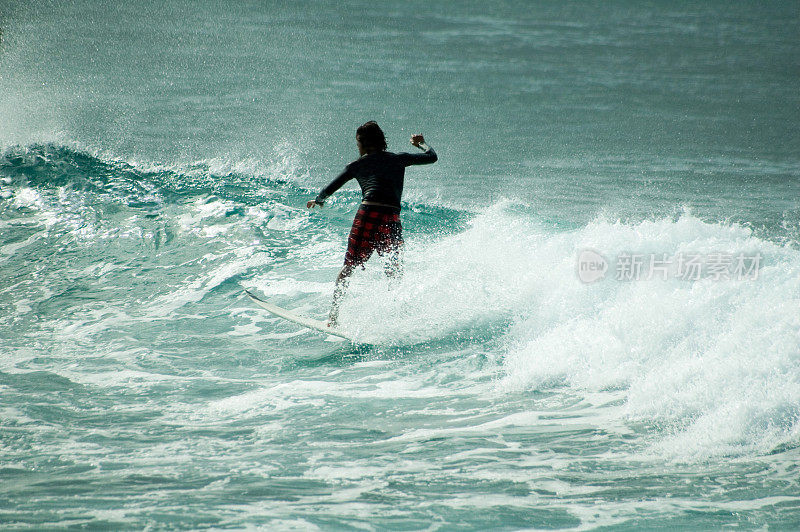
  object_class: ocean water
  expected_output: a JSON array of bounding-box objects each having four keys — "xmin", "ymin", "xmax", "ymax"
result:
[{"xmin": 1, "ymin": 0, "xmax": 799, "ymax": 529}]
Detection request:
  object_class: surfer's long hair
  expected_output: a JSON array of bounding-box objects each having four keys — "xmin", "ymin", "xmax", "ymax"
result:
[{"xmin": 356, "ymin": 121, "xmax": 387, "ymax": 153}]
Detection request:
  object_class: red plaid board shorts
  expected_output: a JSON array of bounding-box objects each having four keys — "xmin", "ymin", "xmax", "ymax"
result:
[{"xmin": 344, "ymin": 204, "xmax": 403, "ymax": 268}]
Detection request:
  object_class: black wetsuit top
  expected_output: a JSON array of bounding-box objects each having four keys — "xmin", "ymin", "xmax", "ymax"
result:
[{"xmin": 314, "ymin": 144, "xmax": 437, "ymax": 209}]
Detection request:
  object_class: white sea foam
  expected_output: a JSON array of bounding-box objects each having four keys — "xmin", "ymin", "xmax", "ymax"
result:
[
  {"xmin": 331, "ymin": 201, "xmax": 800, "ymax": 457},
  {"xmin": 482, "ymin": 209, "xmax": 800, "ymax": 458}
]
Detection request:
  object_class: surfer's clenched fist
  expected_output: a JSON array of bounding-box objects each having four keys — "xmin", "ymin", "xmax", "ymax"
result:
[
  {"xmin": 410, "ymin": 134, "xmax": 425, "ymax": 147},
  {"xmin": 307, "ymin": 200, "xmax": 323, "ymax": 209}
]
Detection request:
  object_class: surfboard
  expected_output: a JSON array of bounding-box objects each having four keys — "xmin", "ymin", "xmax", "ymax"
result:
[{"xmin": 243, "ymin": 289, "xmax": 355, "ymax": 342}]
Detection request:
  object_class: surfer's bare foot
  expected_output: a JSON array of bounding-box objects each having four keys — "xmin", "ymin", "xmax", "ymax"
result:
[{"xmin": 327, "ymin": 311, "xmax": 338, "ymax": 328}]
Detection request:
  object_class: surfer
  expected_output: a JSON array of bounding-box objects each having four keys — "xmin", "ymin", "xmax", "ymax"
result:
[{"xmin": 307, "ymin": 121, "xmax": 438, "ymax": 327}]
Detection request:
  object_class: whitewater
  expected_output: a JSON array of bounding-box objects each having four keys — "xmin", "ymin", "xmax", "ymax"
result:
[{"xmin": 1, "ymin": 0, "xmax": 799, "ymax": 529}]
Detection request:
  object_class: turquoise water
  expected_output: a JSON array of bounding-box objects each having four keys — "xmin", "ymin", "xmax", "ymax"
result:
[{"xmin": 1, "ymin": 1, "xmax": 799, "ymax": 529}]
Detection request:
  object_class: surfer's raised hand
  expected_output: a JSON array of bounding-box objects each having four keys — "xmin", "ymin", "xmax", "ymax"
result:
[
  {"xmin": 410, "ymin": 134, "xmax": 425, "ymax": 147},
  {"xmin": 307, "ymin": 200, "xmax": 323, "ymax": 209}
]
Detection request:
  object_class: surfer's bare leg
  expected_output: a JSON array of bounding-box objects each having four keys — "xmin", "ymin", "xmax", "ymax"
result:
[
  {"xmin": 329, "ymin": 264, "xmax": 354, "ymax": 327},
  {"xmin": 384, "ymin": 246, "xmax": 403, "ymax": 283}
]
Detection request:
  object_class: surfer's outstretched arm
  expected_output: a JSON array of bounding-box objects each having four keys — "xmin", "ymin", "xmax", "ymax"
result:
[
  {"xmin": 399, "ymin": 134, "xmax": 438, "ymax": 166},
  {"xmin": 307, "ymin": 165, "xmax": 354, "ymax": 208}
]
